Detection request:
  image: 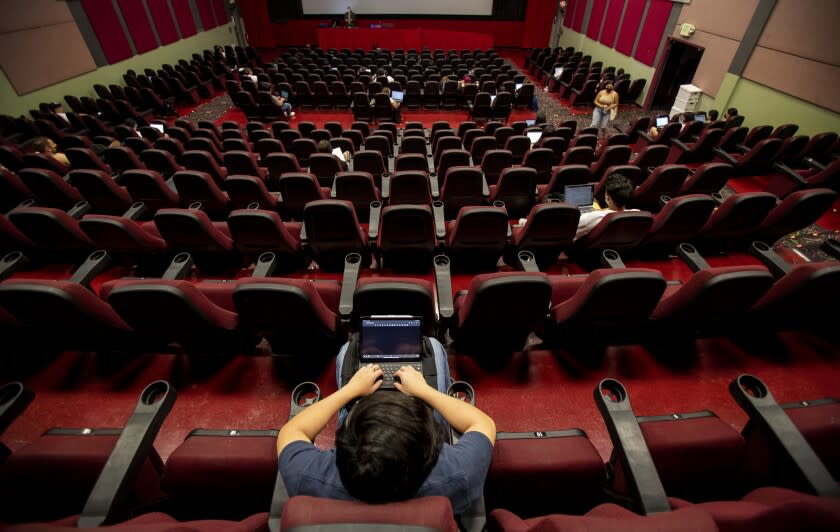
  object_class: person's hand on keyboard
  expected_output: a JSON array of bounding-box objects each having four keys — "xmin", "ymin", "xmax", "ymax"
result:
[
  {"xmin": 347, "ymin": 363, "xmax": 384, "ymax": 397},
  {"xmin": 393, "ymin": 365, "xmax": 430, "ymax": 397}
]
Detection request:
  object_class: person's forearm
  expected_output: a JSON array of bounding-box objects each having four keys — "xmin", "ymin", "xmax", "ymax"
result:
[
  {"xmin": 279, "ymin": 385, "xmax": 357, "ymax": 443},
  {"xmin": 415, "ymin": 386, "xmax": 496, "ymax": 444}
]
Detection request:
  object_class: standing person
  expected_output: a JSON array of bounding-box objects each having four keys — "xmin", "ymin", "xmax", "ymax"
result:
[
  {"xmin": 590, "ymin": 82, "xmax": 619, "ymax": 139},
  {"xmin": 277, "ymin": 346, "xmax": 496, "ymax": 513}
]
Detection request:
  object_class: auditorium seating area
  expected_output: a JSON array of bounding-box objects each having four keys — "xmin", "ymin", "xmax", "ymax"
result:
[{"xmin": 0, "ymin": 40, "xmax": 838, "ymax": 531}]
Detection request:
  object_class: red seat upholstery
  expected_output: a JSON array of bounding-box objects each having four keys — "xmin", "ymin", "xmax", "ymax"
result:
[
  {"xmin": 638, "ymin": 195, "xmax": 717, "ymax": 253},
  {"xmin": 488, "ymin": 167, "xmax": 536, "ymax": 219},
  {"xmin": 233, "ymin": 277, "xmax": 341, "ymax": 354},
  {"xmin": 8, "ymin": 207, "xmax": 95, "ymax": 257},
  {"xmin": 751, "ymin": 262, "xmax": 840, "ymax": 329},
  {"xmin": 589, "ymin": 145, "xmax": 632, "ymax": 183},
  {"xmin": 103, "ymin": 146, "xmax": 146, "ymax": 173},
  {"xmin": 152, "ymin": 208, "xmax": 239, "ymax": 272},
  {"xmin": 440, "ymin": 166, "xmax": 485, "ymax": 219},
  {"xmin": 571, "ymin": 211, "xmax": 655, "ymax": 257},
  {"xmin": 226, "ymin": 209, "xmax": 306, "ymax": 269},
  {"xmin": 388, "ymin": 171, "xmax": 432, "ymax": 205},
  {"xmin": 505, "ymin": 203, "xmax": 580, "ymax": 270},
  {"xmin": 223, "ymin": 151, "xmax": 266, "ymax": 179},
  {"xmin": 181, "ymin": 150, "xmax": 229, "ymax": 186},
  {"xmin": 172, "ymin": 171, "xmax": 231, "ymax": 219},
  {"xmin": 480, "ymin": 149, "xmax": 513, "ymax": 185},
  {"xmin": 629, "ymin": 165, "xmax": 691, "ymax": 211},
  {"xmin": 451, "ymin": 272, "xmax": 552, "ymax": 352},
  {"xmin": 67, "ymin": 169, "xmax": 134, "ymax": 214},
  {"xmin": 677, "ymin": 163, "xmax": 732, "ymax": 196},
  {"xmin": 303, "ymin": 199, "xmax": 370, "ymax": 272},
  {"xmin": 140, "ymin": 149, "xmax": 184, "ymax": 178},
  {"xmin": 377, "ymin": 204, "xmax": 437, "ymax": 272},
  {"xmin": 17, "ymin": 168, "xmax": 84, "ymax": 211},
  {"xmin": 64, "ymin": 148, "xmax": 112, "ymax": 174},
  {"xmin": 80, "ymin": 214, "xmax": 168, "ymax": 260},
  {"xmin": 223, "ymin": 175, "xmax": 279, "ymax": 211},
  {"xmin": 121, "ymin": 170, "xmax": 180, "ymax": 213},
  {"xmin": 446, "ymin": 206, "xmax": 509, "ymax": 272},
  {"xmin": 753, "ymin": 188, "xmax": 837, "ymax": 244},
  {"xmin": 698, "ymin": 192, "xmax": 777, "ymax": 248},
  {"xmin": 282, "ymin": 495, "xmax": 458, "ymax": 532},
  {"xmin": 488, "ymin": 505, "xmax": 718, "ymax": 532},
  {"xmin": 334, "ymin": 171, "xmax": 381, "ymax": 220}
]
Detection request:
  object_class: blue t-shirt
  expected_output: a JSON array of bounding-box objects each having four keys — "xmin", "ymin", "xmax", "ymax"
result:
[{"xmin": 278, "ymin": 431, "xmax": 493, "ymax": 514}]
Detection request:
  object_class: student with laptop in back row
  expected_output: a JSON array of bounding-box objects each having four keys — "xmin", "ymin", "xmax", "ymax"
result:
[
  {"xmin": 574, "ymin": 173, "xmax": 638, "ymax": 240},
  {"xmin": 277, "ymin": 317, "xmax": 496, "ymax": 513}
]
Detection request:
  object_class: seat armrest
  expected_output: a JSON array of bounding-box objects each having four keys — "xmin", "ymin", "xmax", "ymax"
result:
[
  {"xmin": 299, "ymin": 222, "xmax": 307, "ymax": 243},
  {"xmin": 121, "ymin": 202, "xmax": 148, "ymax": 221},
  {"xmin": 599, "ymin": 249, "xmax": 626, "ymax": 269},
  {"xmin": 710, "ymin": 192, "xmax": 724, "ymax": 205},
  {"xmin": 330, "ymin": 178, "xmax": 337, "ymax": 198},
  {"xmin": 729, "ymin": 375, "xmax": 840, "ymax": 497},
  {"xmin": 735, "ymin": 143, "xmax": 749, "ymax": 153},
  {"xmin": 433, "ymin": 255, "xmax": 454, "ymax": 321},
  {"xmin": 658, "ymin": 195, "xmax": 672, "ymax": 208},
  {"xmin": 594, "ymin": 379, "xmax": 671, "ymax": 515},
  {"xmin": 772, "ymin": 162, "xmax": 808, "ymax": 186},
  {"xmin": 670, "ymin": 138, "xmax": 689, "ymax": 152},
  {"xmin": 69, "ymin": 250, "xmax": 113, "ymax": 288},
  {"xmin": 68, "ymin": 200, "xmax": 92, "ymax": 220},
  {"xmin": 517, "ymin": 250, "xmax": 540, "ymax": 272},
  {"xmin": 675, "ymin": 243, "xmax": 710, "ymax": 272},
  {"xmin": 338, "ymin": 253, "xmax": 363, "ymax": 319},
  {"xmin": 380, "ymin": 173, "xmax": 390, "ymax": 198},
  {"xmin": 803, "ymin": 156, "xmax": 826, "ymax": 171},
  {"xmin": 252, "ymin": 252, "xmax": 278, "ymax": 278},
  {"xmin": 0, "ymin": 251, "xmax": 29, "ymax": 282},
  {"xmin": 367, "ymin": 201, "xmax": 383, "ymax": 240},
  {"xmin": 161, "ymin": 252, "xmax": 194, "ymax": 280},
  {"xmin": 429, "ymin": 172, "xmax": 440, "ymax": 198},
  {"xmin": 0, "ymin": 381, "xmax": 34, "ymax": 434},
  {"xmin": 712, "ymin": 147, "xmax": 737, "ymax": 165},
  {"xmin": 481, "ymin": 175, "xmax": 489, "ymax": 197},
  {"xmin": 748, "ymin": 241, "xmax": 792, "ymax": 278},
  {"xmin": 432, "ymin": 201, "xmax": 446, "ymax": 239},
  {"xmin": 637, "ymin": 132, "xmax": 654, "ymax": 143},
  {"xmin": 77, "ymin": 381, "xmax": 177, "ymax": 527}
]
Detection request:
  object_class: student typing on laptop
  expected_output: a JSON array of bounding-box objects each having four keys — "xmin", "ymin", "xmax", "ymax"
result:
[
  {"xmin": 574, "ymin": 173, "xmax": 638, "ymax": 240},
  {"xmin": 277, "ymin": 333, "xmax": 496, "ymax": 514}
]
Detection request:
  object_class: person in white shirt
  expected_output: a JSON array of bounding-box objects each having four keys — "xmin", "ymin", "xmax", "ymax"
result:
[{"xmin": 575, "ymin": 173, "xmax": 638, "ymax": 240}]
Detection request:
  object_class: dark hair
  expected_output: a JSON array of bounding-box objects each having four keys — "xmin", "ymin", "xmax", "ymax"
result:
[
  {"xmin": 604, "ymin": 173, "xmax": 634, "ymax": 208},
  {"xmin": 682, "ymin": 112, "xmax": 695, "ymax": 123},
  {"xmin": 727, "ymin": 107, "xmax": 738, "ymax": 117},
  {"xmin": 708, "ymin": 109, "xmax": 719, "ymax": 121},
  {"xmin": 316, "ymin": 140, "xmax": 332, "ymax": 153},
  {"xmin": 336, "ymin": 392, "xmax": 445, "ymax": 504},
  {"xmin": 31, "ymin": 136, "xmax": 50, "ymax": 153}
]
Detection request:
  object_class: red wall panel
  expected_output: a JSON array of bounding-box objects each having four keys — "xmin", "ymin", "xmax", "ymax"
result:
[
  {"xmin": 172, "ymin": 0, "xmax": 197, "ymax": 38},
  {"xmin": 147, "ymin": 0, "xmax": 179, "ymax": 45},
  {"xmin": 197, "ymin": 0, "xmax": 217, "ymax": 30},
  {"xmin": 118, "ymin": 0, "xmax": 157, "ymax": 54},
  {"xmin": 563, "ymin": 0, "xmax": 578, "ymax": 29},
  {"xmin": 599, "ymin": 0, "xmax": 624, "ymax": 48},
  {"xmin": 213, "ymin": 0, "xmax": 228, "ymax": 26},
  {"xmin": 633, "ymin": 0, "xmax": 672, "ymax": 66},
  {"xmin": 522, "ymin": 0, "xmax": 556, "ymax": 48},
  {"xmin": 587, "ymin": 0, "xmax": 608, "ymax": 40},
  {"xmin": 571, "ymin": 0, "xmax": 587, "ymax": 32},
  {"xmin": 271, "ymin": 19, "xmax": 526, "ymax": 48},
  {"xmin": 82, "ymin": 0, "xmax": 132, "ymax": 64},
  {"xmin": 615, "ymin": 0, "xmax": 645, "ymax": 56}
]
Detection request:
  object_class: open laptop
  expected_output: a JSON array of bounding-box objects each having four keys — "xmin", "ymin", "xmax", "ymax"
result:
[
  {"xmin": 694, "ymin": 112, "xmax": 706, "ymax": 123},
  {"xmin": 655, "ymin": 115, "xmax": 669, "ymax": 128},
  {"xmin": 150, "ymin": 123, "xmax": 165, "ymax": 133},
  {"xmin": 359, "ymin": 316, "xmax": 423, "ymax": 389},
  {"xmin": 515, "ymin": 83, "xmax": 523, "ymax": 92},
  {"xmin": 280, "ymin": 90, "xmax": 290, "ymax": 99},
  {"xmin": 564, "ymin": 184, "xmax": 595, "ymax": 213},
  {"xmin": 391, "ymin": 90, "xmax": 404, "ymax": 102},
  {"xmin": 490, "ymin": 94, "xmax": 497, "ymax": 105},
  {"xmin": 554, "ymin": 66, "xmax": 563, "ymax": 77},
  {"xmin": 525, "ymin": 119, "xmax": 536, "ymax": 126},
  {"xmin": 526, "ymin": 130, "xmax": 542, "ymax": 145}
]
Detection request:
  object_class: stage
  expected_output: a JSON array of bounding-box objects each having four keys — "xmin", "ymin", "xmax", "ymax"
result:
[{"xmin": 317, "ymin": 27, "xmax": 494, "ymax": 51}]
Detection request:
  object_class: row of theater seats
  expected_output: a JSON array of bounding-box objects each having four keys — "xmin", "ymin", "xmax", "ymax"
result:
[
  {"xmin": 1, "ymin": 226, "xmax": 837, "ymax": 357},
  {"xmin": 1, "ymin": 372, "xmax": 837, "ymax": 530},
  {"xmin": 2, "ymin": 171, "xmax": 835, "ymax": 280}
]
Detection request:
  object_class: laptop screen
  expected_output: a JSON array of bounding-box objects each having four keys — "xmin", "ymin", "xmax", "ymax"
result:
[
  {"xmin": 490, "ymin": 94, "xmax": 497, "ymax": 105},
  {"xmin": 525, "ymin": 119, "xmax": 536, "ymax": 126},
  {"xmin": 360, "ymin": 317, "xmax": 422, "ymax": 361},
  {"xmin": 515, "ymin": 83, "xmax": 523, "ymax": 92},
  {"xmin": 554, "ymin": 66, "xmax": 563, "ymax": 76},
  {"xmin": 150, "ymin": 123, "xmax": 165, "ymax": 133},
  {"xmin": 280, "ymin": 90, "xmax": 289, "ymax": 99},
  {"xmin": 564, "ymin": 184, "xmax": 594, "ymax": 207},
  {"xmin": 391, "ymin": 90, "xmax": 404, "ymax": 102},
  {"xmin": 655, "ymin": 115, "xmax": 668, "ymax": 128},
  {"xmin": 694, "ymin": 113, "xmax": 706, "ymax": 123},
  {"xmin": 526, "ymin": 131, "xmax": 542, "ymax": 145}
]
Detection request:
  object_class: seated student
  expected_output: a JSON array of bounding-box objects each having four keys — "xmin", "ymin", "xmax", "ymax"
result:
[
  {"xmin": 316, "ymin": 139, "xmax": 350, "ymax": 170},
  {"xmin": 31, "ymin": 136, "xmax": 71, "ymax": 167},
  {"xmin": 377, "ymin": 68, "xmax": 394, "ymax": 84},
  {"xmin": 723, "ymin": 107, "xmax": 743, "ymax": 128},
  {"xmin": 707, "ymin": 109, "xmax": 719, "ymax": 122},
  {"xmin": 575, "ymin": 173, "xmax": 638, "ymax": 240},
  {"xmin": 48, "ymin": 102, "xmax": 70, "ymax": 125},
  {"xmin": 648, "ymin": 112, "xmax": 693, "ymax": 138},
  {"xmin": 241, "ymin": 67, "xmax": 258, "ymax": 84},
  {"xmin": 277, "ymin": 343, "xmax": 496, "ymax": 514},
  {"xmin": 271, "ymin": 92, "xmax": 295, "ymax": 119},
  {"xmin": 381, "ymin": 87, "xmax": 402, "ymax": 122}
]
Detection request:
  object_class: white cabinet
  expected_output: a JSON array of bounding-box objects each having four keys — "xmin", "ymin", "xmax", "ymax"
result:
[{"xmin": 670, "ymin": 84, "xmax": 702, "ymax": 117}]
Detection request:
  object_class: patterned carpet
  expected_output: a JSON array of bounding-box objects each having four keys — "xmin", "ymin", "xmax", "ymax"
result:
[{"xmin": 181, "ymin": 94, "xmax": 234, "ymax": 123}]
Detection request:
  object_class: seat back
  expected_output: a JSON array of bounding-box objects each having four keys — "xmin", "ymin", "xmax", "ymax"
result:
[
  {"xmin": 226, "ymin": 209, "xmax": 300, "ymax": 262},
  {"xmin": 274, "ymin": 172, "xmax": 325, "ymax": 221},
  {"xmin": 303, "ymin": 199, "xmax": 369, "ymax": 272},
  {"xmin": 223, "ymin": 175, "xmax": 277, "ymax": 210},
  {"xmin": 172, "ymin": 171, "xmax": 229, "ymax": 217},
  {"xmin": 79, "ymin": 215, "xmax": 167, "ymax": 257},
  {"xmin": 679, "ymin": 163, "xmax": 732, "ymax": 195},
  {"xmin": 67, "ymin": 169, "xmax": 133, "ymax": 214},
  {"xmin": 700, "ymin": 192, "xmax": 778, "ymax": 243},
  {"xmin": 223, "ymin": 150, "xmax": 263, "ymax": 177},
  {"xmin": 17, "ymin": 168, "xmax": 84, "ymax": 210},
  {"xmin": 454, "ymin": 272, "xmax": 552, "ymax": 352},
  {"xmin": 440, "ymin": 166, "xmax": 484, "ymax": 219},
  {"xmin": 141, "ymin": 149, "xmax": 183, "ymax": 177},
  {"xmin": 378, "ymin": 204, "xmax": 437, "ymax": 272},
  {"xmin": 513, "ymin": 203, "xmax": 580, "ymax": 269},
  {"xmin": 334, "ymin": 171, "xmax": 379, "ymax": 219},
  {"xmin": 550, "ymin": 269, "xmax": 666, "ymax": 325},
  {"xmin": 447, "ymin": 206, "xmax": 510, "ymax": 272},
  {"xmin": 153, "ymin": 208, "xmax": 235, "ymax": 254},
  {"xmin": 630, "ymin": 165, "xmax": 691, "ymax": 209},
  {"xmin": 480, "ymin": 149, "xmax": 512, "ymax": 185},
  {"xmin": 755, "ymin": 188, "xmax": 837, "ymax": 244},
  {"xmin": 103, "ymin": 146, "xmax": 146, "ymax": 173},
  {"xmin": 122, "ymin": 170, "xmax": 180, "ymax": 213},
  {"xmin": 282, "ymin": 496, "xmax": 458, "ymax": 532},
  {"xmin": 491, "ymin": 167, "xmax": 535, "ymax": 219},
  {"xmin": 8, "ymin": 207, "xmax": 95, "ymax": 253},
  {"xmin": 642, "ymin": 195, "xmax": 717, "ymax": 250}
]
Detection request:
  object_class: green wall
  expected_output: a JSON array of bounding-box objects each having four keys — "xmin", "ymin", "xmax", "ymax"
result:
[
  {"xmin": 0, "ymin": 24, "xmax": 234, "ymax": 117},
  {"xmin": 556, "ymin": 28, "xmax": 655, "ymax": 104},
  {"xmin": 698, "ymin": 75, "xmax": 840, "ymax": 137}
]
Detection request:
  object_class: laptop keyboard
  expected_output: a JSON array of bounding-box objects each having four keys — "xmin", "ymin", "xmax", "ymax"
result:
[
  {"xmin": 579, "ymin": 206, "xmax": 594, "ymax": 213},
  {"xmin": 379, "ymin": 362, "xmax": 423, "ymax": 388}
]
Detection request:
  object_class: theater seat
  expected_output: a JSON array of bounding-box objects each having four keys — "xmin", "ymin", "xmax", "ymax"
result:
[
  {"xmin": 697, "ymin": 193, "xmax": 777, "ymax": 250},
  {"xmin": 637, "ymin": 195, "xmax": 717, "ymax": 254},
  {"xmin": 67, "ymin": 169, "xmax": 134, "ymax": 214},
  {"xmin": 121, "ymin": 170, "xmax": 180, "ymax": 214},
  {"xmin": 303, "ymin": 200, "xmax": 371, "ymax": 272},
  {"xmin": 504, "ymin": 203, "xmax": 580, "ymax": 270},
  {"xmin": 172, "ymin": 171, "xmax": 231, "ymax": 219},
  {"xmin": 752, "ymin": 188, "xmax": 837, "ymax": 244},
  {"xmin": 17, "ymin": 168, "xmax": 84, "ymax": 211},
  {"xmin": 450, "ymin": 272, "xmax": 552, "ymax": 353},
  {"xmin": 570, "ymin": 211, "xmax": 655, "ymax": 261},
  {"xmin": 281, "ymin": 496, "xmax": 458, "ymax": 532},
  {"xmin": 232, "ymin": 277, "xmax": 341, "ymax": 355},
  {"xmin": 152, "ymin": 208, "xmax": 240, "ymax": 273},
  {"xmin": 377, "ymin": 204, "xmax": 437, "ymax": 272},
  {"xmin": 446, "ymin": 206, "xmax": 509, "ymax": 272},
  {"xmin": 750, "ymin": 262, "xmax": 840, "ymax": 330},
  {"xmin": 488, "ymin": 505, "xmax": 718, "ymax": 532},
  {"xmin": 103, "ymin": 279, "xmax": 257, "ymax": 355},
  {"xmin": 8, "ymin": 207, "xmax": 95, "ymax": 259},
  {"xmin": 79, "ymin": 215, "xmax": 168, "ymax": 265}
]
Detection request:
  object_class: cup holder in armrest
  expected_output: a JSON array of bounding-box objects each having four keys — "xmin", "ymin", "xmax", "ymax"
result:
[{"xmin": 289, "ymin": 381, "xmax": 321, "ymax": 420}]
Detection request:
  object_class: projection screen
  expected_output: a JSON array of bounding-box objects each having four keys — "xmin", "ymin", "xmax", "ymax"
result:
[{"xmin": 301, "ymin": 0, "xmax": 494, "ymax": 16}]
